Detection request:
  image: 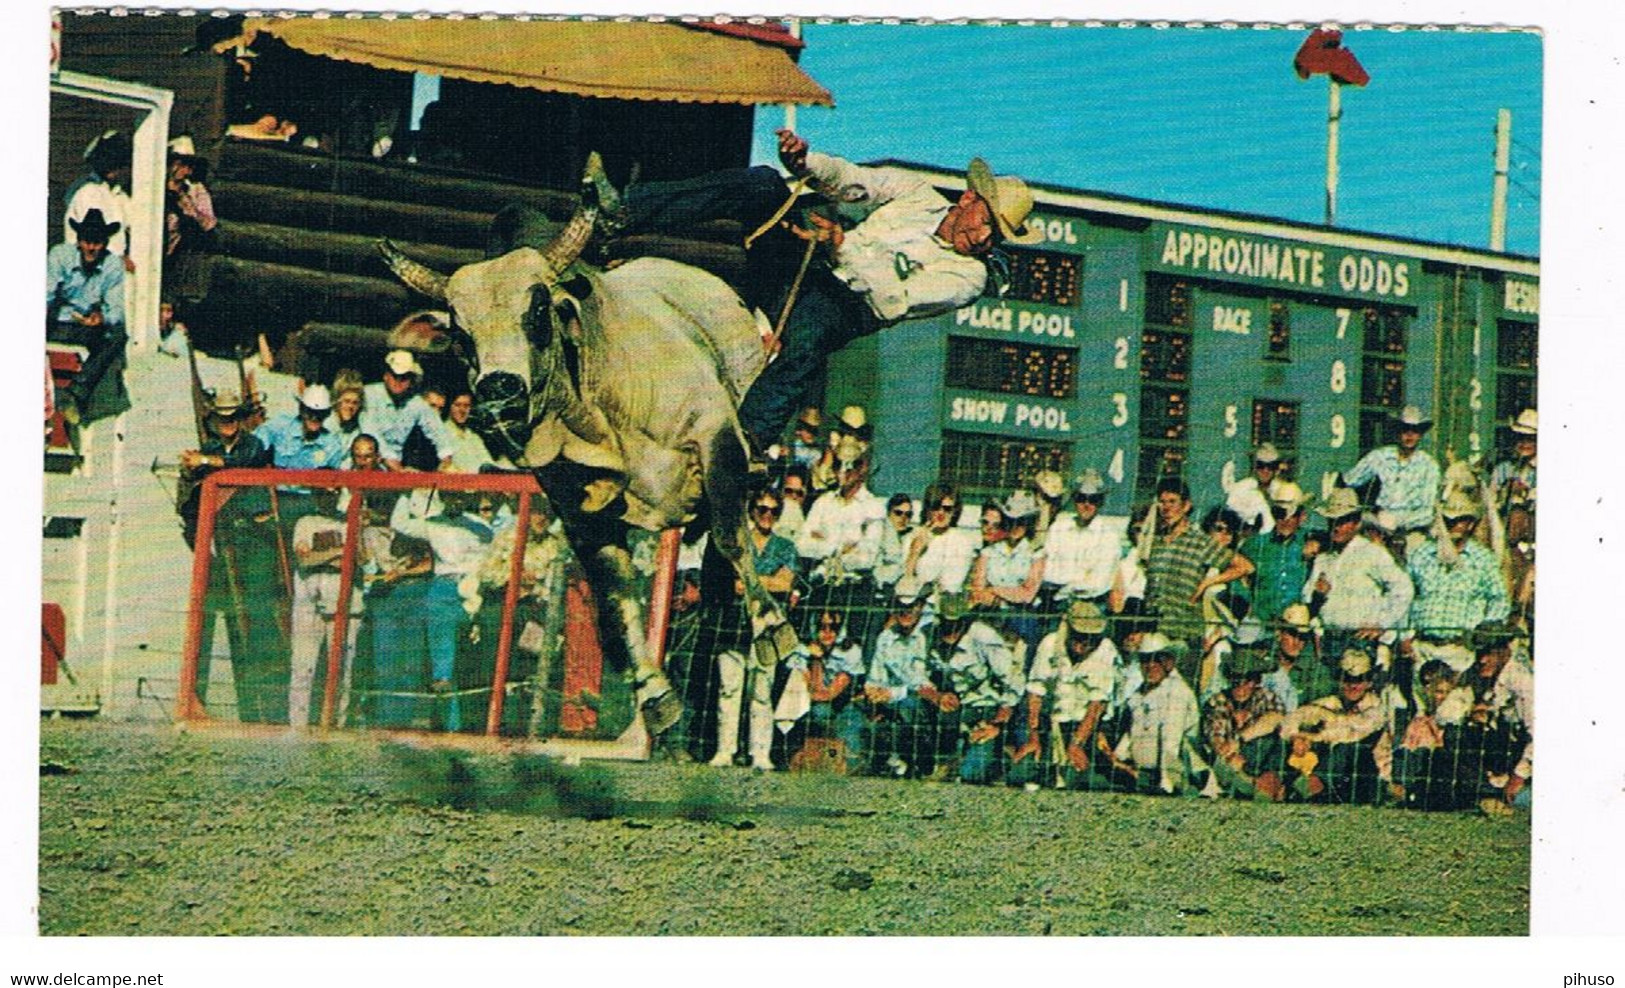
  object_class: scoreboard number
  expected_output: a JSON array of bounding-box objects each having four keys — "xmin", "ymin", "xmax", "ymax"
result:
[
  {"xmin": 1330, "ymin": 413, "xmax": 1346, "ymax": 448},
  {"xmin": 1111, "ymin": 393, "xmax": 1129, "ymax": 427},
  {"xmin": 1108, "ymin": 449, "xmax": 1125, "ymax": 483},
  {"xmin": 1113, "ymin": 337, "xmax": 1129, "ymax": 369},
  {"xmin": 1469, "ymin": 378, "xmax": 1483, "ymax": 411},
  {"xmin": 1329, "ymin": 360, "xmax": 1347, "ymax": 394},
  {"xmin": 1223, "ymin": 404, "xmax": 1239, "ymax": 438},
  {"xmin": 1335, "ymin": 308, "xmax": 1351, "ymax": 340}
]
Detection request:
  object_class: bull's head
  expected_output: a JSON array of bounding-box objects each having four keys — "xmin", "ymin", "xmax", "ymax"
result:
[{"xmin": 379, "ymin": 196, "xmax": 598, "ymax": 465}]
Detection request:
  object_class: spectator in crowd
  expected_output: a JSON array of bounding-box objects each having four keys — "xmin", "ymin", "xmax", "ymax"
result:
[
  {"xmin": 872, "ymin": 492, "xmax": 915, "ymax": 592},
  {"xmin": 1198, "ymin": 505, "xmax": 1252, "ymax": 626},
  {"xmin": 1404, "ymin": 490, "xmax": 1511, "ymax": 691},
  {"xmin": 774, "ymin": 464, "xmax": 811, "ymax": 543},
  {"xmin": 588, "ymin": 133, "xmax": 1040, "ymax": 451},
  {"xmin": 360, "ymin": 492, "xmax": 434, "ymax": 728},
  {"xmin": 785, "ymin": 406, "xmax": 824, "ymax": 473},
  {"xmin": 1342, "ymin": 405, "xmax": 1442, "ymax": 548},
  {"xmin": 1261, "ymin": 603, "xmax": 1334, "ymax": 715},
  {"xmin": 1103, "ymin": 632, "xmax": 1203, "ymax": 795},
  {"xmin": 1305, "ymin": 487, "xmax": 1413, "ymax": 663},
  {"xmin": 708, "ymin": 489, "xmax": 799, "ymax": 769},
  {"xmin": 1280, "ymin": 648, "xmax": 1395, "ymax": 804},
  {"xmin": 421, "ymin": 385, "xmax": 448, "ymax": 417},
  {"xmin": 1012, "ymin": 599, "xmax": 1122, "ymax": 789},
  {"xmin": 442, "ymin": 390, "xmax": 497, "ymax": 473},
  {"xmin": 1145, "ymin": 478, "xmax": 1254, "ymax": 683},
  {"xmin": 1201, "ymin": 644, "xmax": 1287, "ymax": 800},
  {"xmin": 796, "ymin": 434, "xmax": 882, "ymax": 590},
  {"xmin": 1039, "ymin": 469, "xmax": 1128, "ymax": 612},
  {"xmin": 287, "ymin": 491, "xmax": 366, "ymax": 727},
  {"xmin": 1239, "ymin": 480, "xmax": 1317, "ymax": 627},
  {"xmin": 1393, "ymin": 658, "xmax": 1476, "ymax": 810},
  {"xmin": 810, "ymin": 406, "xmax": 873, "ymax": 494},
  {"xmin": 1491, "ymin": 409, "xmax": 1537, "ymax": 520},
  {"xmin": 1221, "ymin": 442, "xmax": 1284, "ymax": 536},
  {"xmin": 391, "ymin": 491, "xmax": 498, "ymax": 731},
  {"xmin": 931, "ymin": 593, "xmax": 1026, "ymax": 785},
  {"xmin": 364, "ymin": 348, "xmax": 451, "ymax": 471},
  {"xmin": 968, "ymin": 490, "xmax": 1046, "ymax": 655},
  {"xmin": 1028, "ymin": 470, "xmax": 1066, "ymax": 550},
  {"xmin": 325, "ymin": 370, "xmax": 367, "ymax": 461},
  {"xmin": 903, "ymin": 481, "xmax": 979, "ymax": 600},
  {"xmin": 64, "ymin": 130, "xmax": 132, "ymax": 266},
  {"xmin": 861, "ymin": 583, "xmax": 945, "ymax": 777},
  {"xmin": 1457, "ymin": 621, "xmax": 1533, "ymax": 815},
  {"xmin": 164, "ymin": 136, "xmax": 217, "ymax": 256},
  {"xmin": 793, "ymin": 608, "xmax": 868, "ymax": 774},
  {"xmin": 257, "ymin": 383, "xmax": 344, "ymax": 471},
  {"xmin": 178, "ymin": 389, "xmax": 272, "ymax": 545},
  {"xmin": 46, "ymin": 209, "xmax": 127, "ymax": 425}
]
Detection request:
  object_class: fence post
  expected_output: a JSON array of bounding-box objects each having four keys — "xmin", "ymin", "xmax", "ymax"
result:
[
  {"xmin": 485, "ymin": 491, "xmax": 533, "ymax": 735},
  {"xmin": 177, "ymin": 477, "xmax": 221, "ymax": 721},
  {"xmin": 319, "ymin": 483, "xmax": 367, "ymax": 728}
]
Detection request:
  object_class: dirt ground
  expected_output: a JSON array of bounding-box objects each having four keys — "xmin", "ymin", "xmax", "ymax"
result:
[{"xmin": 36, "ymin": 719, "xmax": 1529, "ymax": 936}]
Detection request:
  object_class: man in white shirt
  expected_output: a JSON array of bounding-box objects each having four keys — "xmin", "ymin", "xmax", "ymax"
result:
[
  {"xmin": 795, "ymin": 436, "xmax": 884, "ymax": 585},
  {"xmin": 1039, "ymin": 469, "xmax": 1128, "ymax": 607},
  {"xmin": 1305, "ymin": 487, "xmax": 1414, "ymax": 662},
  {"xmin": 1221, "ymin": 442, "xmax": 1283, "ymax": 536},
  {"xmin": 1104, "ymin": 633, "xmax": 1203, "ymax": 795}
]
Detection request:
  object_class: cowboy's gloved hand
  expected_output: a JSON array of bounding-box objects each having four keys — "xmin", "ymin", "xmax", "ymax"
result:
[{"xmin": 776, "ymin": 128, "xmax": 809, "ymax": 176}]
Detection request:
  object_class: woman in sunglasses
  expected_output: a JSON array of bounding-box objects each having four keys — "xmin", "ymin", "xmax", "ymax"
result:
[{"xmin": 903, "ymin": 481, "xmax": 979, "ymax": 600}]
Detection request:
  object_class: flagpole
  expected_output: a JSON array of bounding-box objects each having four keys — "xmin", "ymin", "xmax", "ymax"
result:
[{"xmin": 1326, "ymin": 78, "xmax": 1341, "ymax": 226}]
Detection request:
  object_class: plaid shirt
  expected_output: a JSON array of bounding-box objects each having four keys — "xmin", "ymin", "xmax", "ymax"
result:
[
  {"xmin": 1407, "ymin": 538, "xmax": 1510, "ymax": 638},
  {"xmin": 1241, "ymin": 526, "xmax": 1314, "ymax": 626},
  {"xmin": 1343, "ymin": 446, "xmax": 1442, "ymax": 531},
  {"xmin": 1147, "ymin": 525, "xmax": 1231, "ymax": 642},
  {"xmin": 1201, "ymin": 684, "xmax": 1286, "ymax": 757}
]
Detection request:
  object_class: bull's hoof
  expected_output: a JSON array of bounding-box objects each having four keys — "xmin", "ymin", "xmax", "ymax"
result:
[{"xmin": 752, "ymin": 621, "xmax": 800, "ymax": 670}]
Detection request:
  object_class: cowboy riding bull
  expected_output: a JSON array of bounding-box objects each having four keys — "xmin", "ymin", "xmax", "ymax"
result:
[{"xmin": 379, "ymin": 179, "xmax": 798, "ymax": 737}]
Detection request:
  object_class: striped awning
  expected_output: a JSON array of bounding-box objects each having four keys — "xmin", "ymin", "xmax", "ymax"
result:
[{"xmin": 240, "ymin": 16, "xmax": 833, "ymax": 107}]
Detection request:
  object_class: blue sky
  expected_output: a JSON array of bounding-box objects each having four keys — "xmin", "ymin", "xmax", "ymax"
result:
[{"xmin": 753, "ymin": 24, "xmax": 1542, "ymax": 256}]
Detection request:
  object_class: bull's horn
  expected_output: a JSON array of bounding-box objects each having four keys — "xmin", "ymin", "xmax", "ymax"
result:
[
  {"xmin": 538, "ymin": 198, "xmax": 599, "ymax": 285},
  {"xmin": 379, "ymin": 240, "xmax": 449, "ymax": 302}
]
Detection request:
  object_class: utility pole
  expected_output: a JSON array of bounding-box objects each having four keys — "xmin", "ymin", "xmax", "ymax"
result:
[
  {"xmin": 1326, "ymin": 79, "xmax": 1341, "ymax": 226},
  {"xmin": 1490, "ymin": 108, "xmax": 1512, "ymax": 251}
]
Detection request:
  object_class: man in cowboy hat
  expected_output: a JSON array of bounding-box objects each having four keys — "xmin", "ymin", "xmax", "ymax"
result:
[
  {"xmin": 1239, "ymin": 479, "xmax": 1318, "ymax": 627},
  {"xmin": 585, "ymin": 130, "xmax": 1042, "ymax": 450},
  {"xmin": 1305, "ymin": 487, "xmax": 1413, "ymax": 663},
  {"xmin": 64, "ymin": 130, "xmax": 132, "ymax": 263},
  {"xmin": 861, "ymin": 582, "xmax": 945, "ymax": 777},
  {"xmin": 47, "ymin": 208, "xmax": 129, "ymax": 424},
  {"xmin": 1405, "ymin": 490, "xmax": 1511, "ymax": 678},
  {"xmin": 1342, "ymin": 404, "xmax": 1443, "ymax": 543},
  {"xmin": 1222, "ymin": 441, "xmax": 1286, "ymax": 536},
  {"xmin": 1104, "ymin": 632, "xmax": 1203, "ymax": 795},
  {"xmin": 362, "ymin": 347, "xmax": 451, "ymax": 472},
  {"xmin": 797, "ymin": 432, "xmax": 883, "ymax": 586},
  {"xmin": 1457, "ymin": 620, "xmax": 1533, "ymax": 813},
  {"xmin": 1491, "ymin": 408, "xmax": 1538, "ymax": 517},
  {"xmin": 1280, "ymin": 647, "xmax": 1396, "ymax": 804},
  {"xmin": 1260, "ymin": 602, "xmax": 1335, "ymax": 714},
  {"xmin": 165, "ymin": 135, "xmax": 218, "ymax": 257},
  {"xmin": 178, "ymin": 389, "xmax": 273, "ymax": 547},
  {"xmin": 1201, "ymin": 643, "xmax": 1288, "ymax": 800},
  {"xmin": 811, "ymin": 405, "xmax": 873, "ymax": 492},
  {"xmin": 930, "ymin": 591, "xmax": 1026, "ymax": 785},
  {"xmin": 1040, "ymin": 468, "xmax": 1129, "ymax": 610},
  {"xmin": 1014, "ymin": 599, "xmax": 1132, "ymax": 789}
]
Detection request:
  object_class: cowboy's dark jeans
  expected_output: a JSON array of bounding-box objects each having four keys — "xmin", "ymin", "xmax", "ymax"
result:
[
  {"xmin": 623, "ymin": 166, "xmax": 884, "ymax": 444},
  {"xmin": 48, "ymin": 319, "xmax": 126, "ymax": 409}
]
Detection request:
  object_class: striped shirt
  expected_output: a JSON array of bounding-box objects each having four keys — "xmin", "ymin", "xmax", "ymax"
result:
[
  {"xmin": 1343, "ymin": 446, "xmax": 1442, "ymax": 531},
  {"xmin": 1407, "ymin": 538, "xmax": 1510, "ymax": 638},
  {"xmin": 1147, "ymin": 526, "xmax": 1231, "ymax": 642}
]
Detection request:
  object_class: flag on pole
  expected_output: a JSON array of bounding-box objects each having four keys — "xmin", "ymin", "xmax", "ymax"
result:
[{"xmin": 1293, "ymin": 28, "xmax": 1370, "ymax": 87}]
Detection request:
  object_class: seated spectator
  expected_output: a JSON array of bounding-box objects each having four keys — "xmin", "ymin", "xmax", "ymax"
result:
[
  {"xmin": 287, "ymin": 490, "xmax": 366, "ymax": 727},
  {"xmin": 790, "ymin": 609, "xmax": 868, "ymax": 773},
  {"xmin": 904, "ymin": 481, "xmax": 979, "ymax": 600},
  {"xmin": 1260, "ymin": 603, "xmax": 1334, "ymax": 714},
  {"xmin": 442, "ymin": 390, "xmax": 498, "ymax": 473},
  {"xmin": 810, "ymin": 406, "xmax": 872, "ymax": 494},
  {"xmin": 785, "ymin": 406, "xmax": 824, "ymax": 473},
  {"xmin": 871, "ymin": 493, "xmax": 915, "ymax": 593},
  {"xmin": 860, "ymin": 584, "xmax": 944, "ymax": 777},
  {"xmin": 257, "ymin": 384, "xmax": 344, "ymax": 470},
  {"xmin": 1392, "ymin": 658, "xmax": 1476, "ymax": 810},
  {"xmin": 797, "ymin": 434, "xmax": 882, "ymax": 582},
  {"xmin": 773, "ymin": 464, "xmax": 811, "ymax": 543},
  {"xmin": 708, "ymin": 489, "xmax": 798, "ymax": 769},
  {"xmin": 1201, "ymin": 644, "xmax": 1287, "ymax": 800},
  {"xmin": 932, "ymin": 593, "xmax": 1027, "ymax": 785},
  {"xmin": 64, "ymin": 131, "xmax": 132, "ymax": 267},
  {"xmin": 46, "ymin": 208, "xmax": 127, "ymax": 425},
  {"xmin": 1039, "ymin": 469, "xmax": 1128, "ymax": 611},
  {"xmin": 1013, "ymin": 600, "xmax": 1123, "ymax": 790},
  {"xmin": 364, "ymin": 348, "xmax": 451, "ymax": 471},
  {"xmin": 1103, "ymin": 632, "xmax": 1203, "ymax": 795},
  {"xmin": 967, "ymin": 491, "xmax": 1046, "ymax": 657},
  {"xmin": 164, "ymin": 136, "xmax": 217, "ymax": 256},
  {"xmin": 1456, "ymin": 621, "xmax": 1533, "ymax": 815},
  {"xmin": 1280, "ymin": 648, "xmax": 1395, "ymax": 805},
  {"xmin": 325, "ymin": 370, "xmax": 367, "ymax": 462}
]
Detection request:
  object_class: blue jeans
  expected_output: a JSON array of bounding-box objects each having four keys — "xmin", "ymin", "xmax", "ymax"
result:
[
  {"xmin": 425, "ymin": 577, "xmax": 465, "ymax": 731},
  {"xmin": 368, "ymin": 579, "xmax": 430, "ymax": 728},
  {"xmin": 809, "ymin": 700, "xmax": 868, "ymax": 773},
  {"xmin": 957, "ymin": 706, "xmax": 1029, "ymax": 785}
]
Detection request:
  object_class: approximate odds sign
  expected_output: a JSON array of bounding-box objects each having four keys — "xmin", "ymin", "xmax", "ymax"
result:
[{"xmin": 1150, "ymin": 222, "xmax": 1414, "ymax": 303}]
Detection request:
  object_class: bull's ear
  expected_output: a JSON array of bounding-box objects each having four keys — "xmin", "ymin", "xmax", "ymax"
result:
[{"xmin": 523, "ymin": 283, "xmax": 553, "ymax": 349}]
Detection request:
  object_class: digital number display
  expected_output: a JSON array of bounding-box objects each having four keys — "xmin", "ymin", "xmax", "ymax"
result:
[
  {"xmin": 1361, "ymin": 357, "xmax": 1406, "ymax": 407},
  {"xmin": 1497, "ymin": 319, "xmax": 1537, "ymax": 369},
  {"xmin": 1252, "ymin": 399, "xmax": 1299, "ymax": 452},
  {"xmin": 1362, "ymin": 307, "xmax": 1408, "ymax": 355},
  {"xmin": 1139, "ymin": 388, "xmax": 1187, "ymax": 441},
  {"xmin": 939, "ymin": 431, "xmax": 1071, "ymax": 502},
  {"xmin": 945, "ymin": 336, "xmax": 1076, "ymax": 399},
  {"xmin": 1140, "ymin": 328, "xmax": 1191, "ymax": 383},
  {"xmin": 994, "ymin": 248, "xmax": 1082, "ymax": 307},
  {"xmin": 1145, "ymin": 274, "xmax": 1193, "ymax": 328}
]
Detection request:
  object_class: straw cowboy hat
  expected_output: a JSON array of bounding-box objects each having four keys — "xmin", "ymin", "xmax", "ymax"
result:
[
  {"xmin": 967, "ymin": 158, "xmax": 1043, "ymax": 245},
  {"xmin": 1392, "ymin": 405, "xmax": 1433, "ymax": 432},
  {"xmin": 1509, "ymin": 409, "xmax": 1537, "ymax": 435},
  {"xmin": 1073, "ymin": 468, "xmax": 1107, "ymax": 498}
]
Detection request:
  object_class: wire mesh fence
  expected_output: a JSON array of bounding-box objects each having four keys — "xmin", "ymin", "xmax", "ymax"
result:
[{"xmin": 181, "ymin": 468, "xmax": 1532, "ymax": 813}]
